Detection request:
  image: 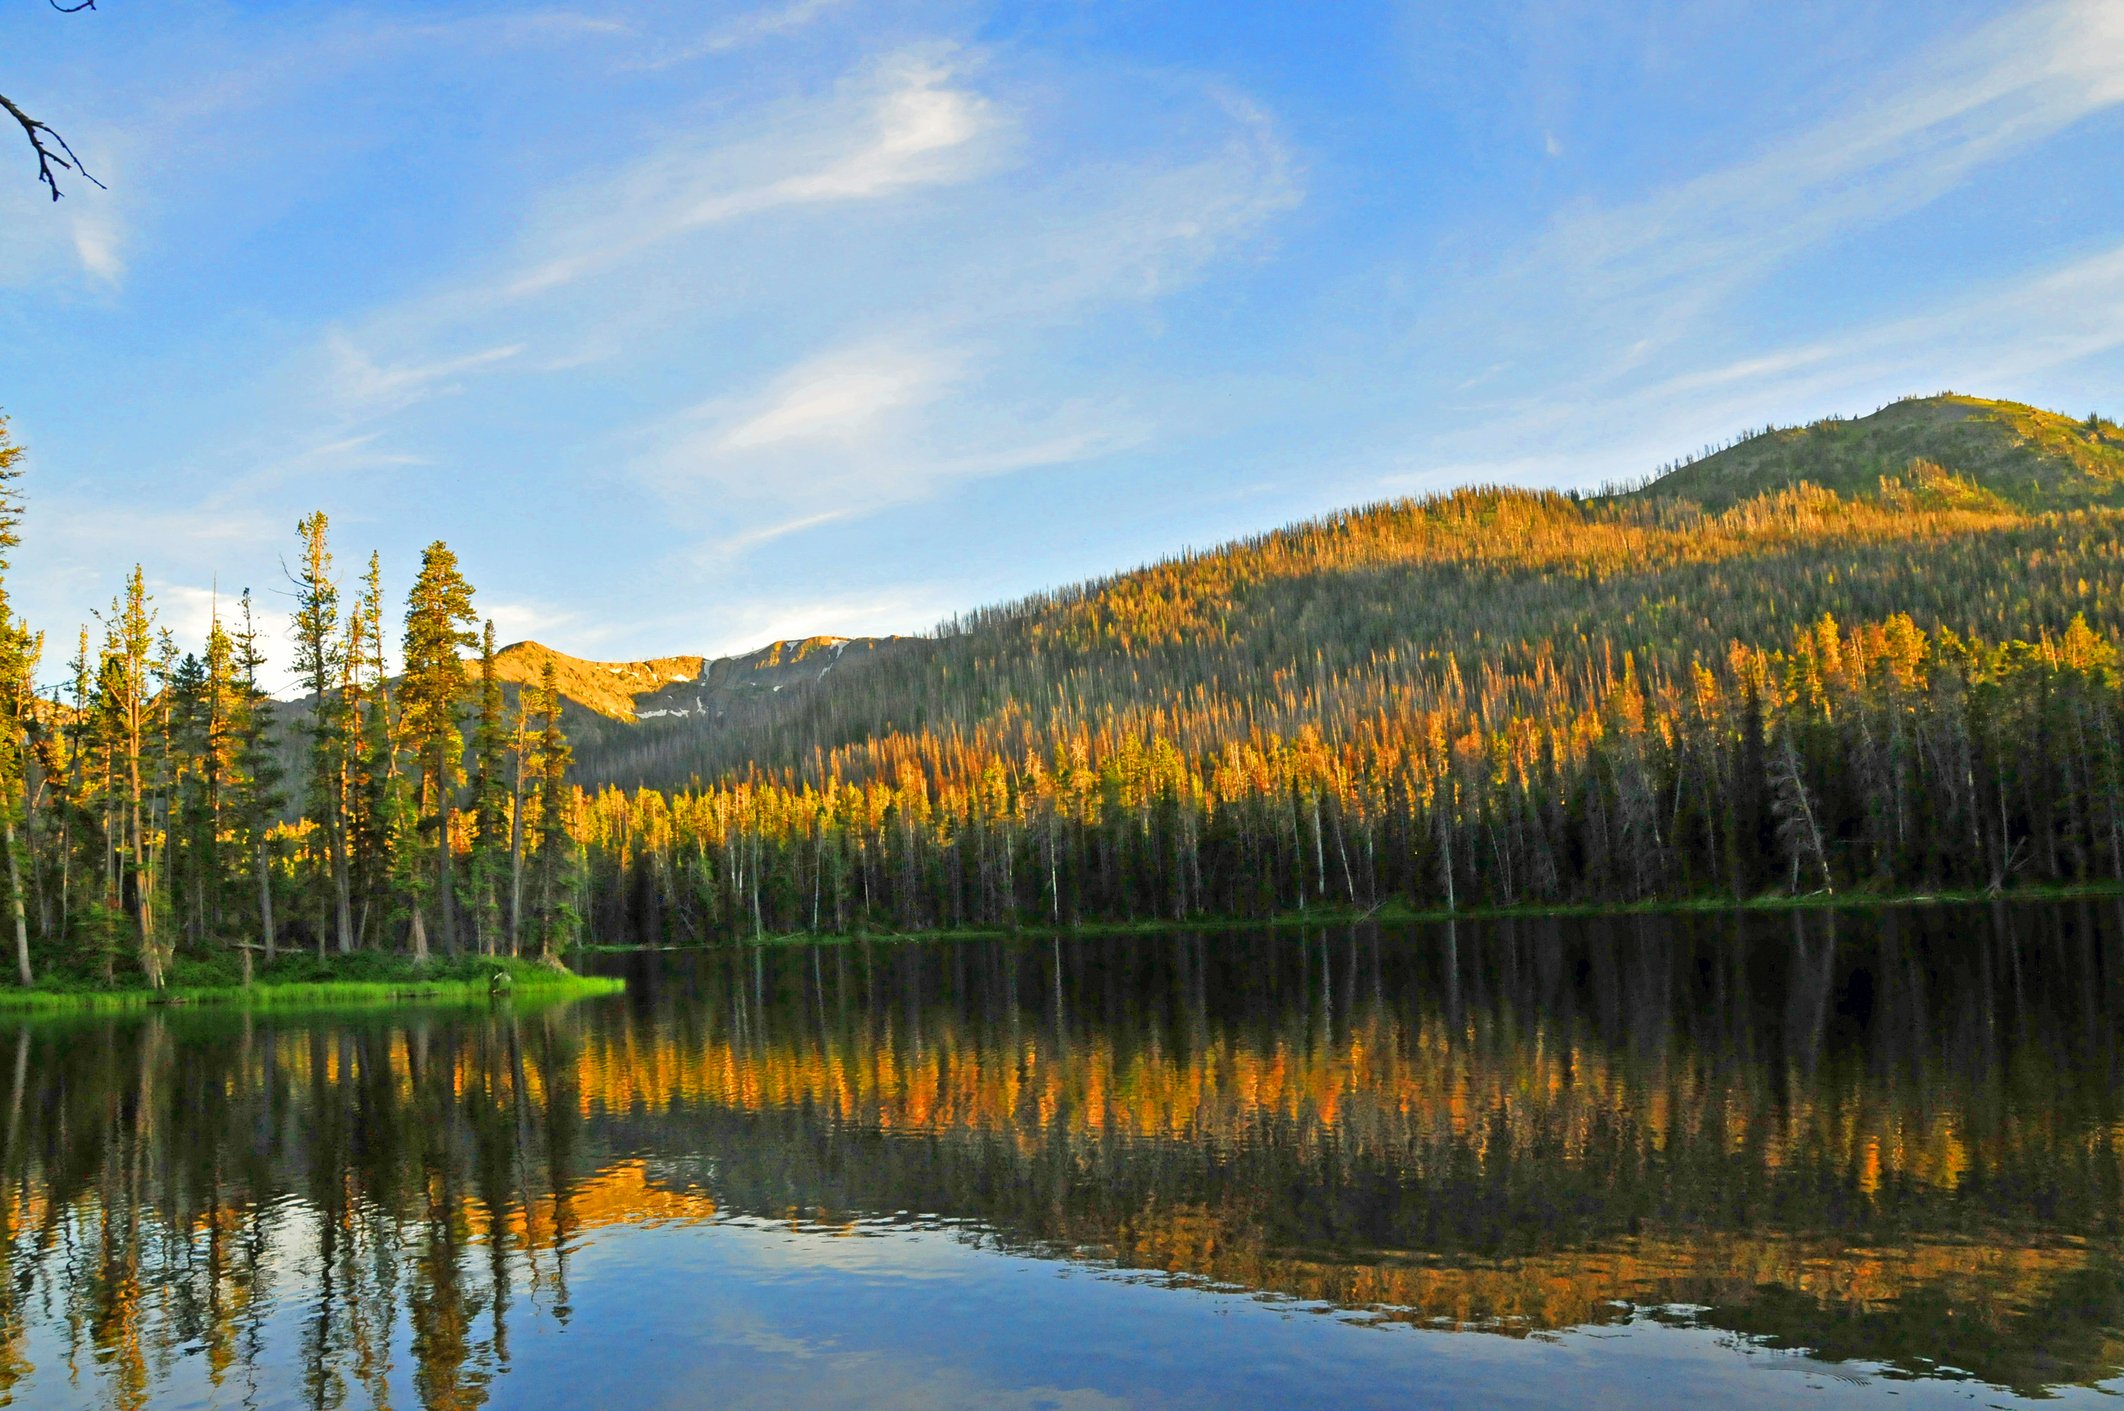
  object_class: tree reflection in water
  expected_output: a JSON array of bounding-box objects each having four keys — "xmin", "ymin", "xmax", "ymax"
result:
[{"xmin": 3, "ymin": 900, "xmax": 2124, "ymax": 1407}]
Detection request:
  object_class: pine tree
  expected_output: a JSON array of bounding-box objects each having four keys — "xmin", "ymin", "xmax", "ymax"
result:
[
  {"xmin": 229, "ymin": 591, "xmax": 283, "ymax": 967},
  {"xmin": 531, "ymin": 660, "xmax": 577, "ymax": 960},
  {"xmin": 290, "ymin": 513, "xmax": 355, "ymax": 956},
  {"xmin": 0, "ymin": 418, "xmax": 38, "ymax": 986},
  {"xmin": 343, "ymin": 552, "xmax": 397, "ymax": 947},
  {"xmin": 101, "ymin": 568, "xmax": 164, "ymax": 987},
  {"xmin": 60, "ymin": 626, "xmax": 99, "ymax": 969},
  {"xmin": 468, "ymin": 620, "xmax": 509, "ymax": 956},
  {"xmin": 202, "ymin": 613, "xmax": 239, "ymax": 939},
  {"xmin": 506, "ymin": 666, "xmax": 535, "ymax": 956},
  {"xmin": 400, "ymin": 543, "xmax": 477, "ymax": 955},
  {"xmin": 165, "ymin": 648, "xmax": 212, "ymax": 947}
]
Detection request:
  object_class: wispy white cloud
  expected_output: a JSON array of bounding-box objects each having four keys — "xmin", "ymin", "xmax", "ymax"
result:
[
  {"xmin": 301, "ymin": 38, "xmax": 1296, "ymax": 571},
  {"xmin": 640, "ymin": 338, "xmax": 1140, "ymax": 538},
  {"xmin": 630, "ymin": 0, "xmax": 852, "ymax": 69},
  {"xmin": 1372, "ymin": 235, "xmax": 2124, "ymax": 512},
  {"xmin": 503, "ymin": 51, "xmax": 999, "ymax": 298},
  {"xmin": 0, "ymin": 142, "xmax": 124, "ymax": 291},
  {"xmin": 298, "ymin": 44, "xmax": 1009, "ymax": 429},
  {"xmin": 1675, "ymin": 238, "xmax": 2124, "ymax": 416},
  {"xmin": 478, "ymin": 596, "xmax": 595, "ymax": 651},
  {"xmin": 324, "ymin": 334, "xmax": 526, "ymax": 415},
  {"xmin": 1486, "ymin": 0, "xmax": 2124, "ymax": 372},
  {"xmin": 615, "ymin": 79, "xmax": 1294, "ymax": 545},
  {"xmin": 69, "ymin": 211, "xmax": 124, "ymax": 286},
  {"xmin": 1336, "ymin": 0, "xmax": 2124, "ymax": 517},
  {"xmin": 716, "ymin": 345, "xmax": 953, "ymax": 451},
  {"xmin": 280, "ymin": 432, "xmax": 431, "ymax": 475}
]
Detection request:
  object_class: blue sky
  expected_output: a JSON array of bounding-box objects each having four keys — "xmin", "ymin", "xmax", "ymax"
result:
[{"xmin": 3, "ymin": 0, "xmax": 2123, "ymax": 686}]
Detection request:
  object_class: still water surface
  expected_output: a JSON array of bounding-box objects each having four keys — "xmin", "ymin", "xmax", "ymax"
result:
[{"xmin": 5, "ymin": 903, "xmax": 2124, "ymax": 1408}]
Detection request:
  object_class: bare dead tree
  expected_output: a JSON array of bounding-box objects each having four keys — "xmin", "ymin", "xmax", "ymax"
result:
[{"xmin": 3, "ymin": 0, "xmax": 105, "ymax": 201}]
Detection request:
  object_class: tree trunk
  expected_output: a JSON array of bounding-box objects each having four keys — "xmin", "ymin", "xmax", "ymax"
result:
[
  {"xmin": 4, "ymin": 819, "xmax": 29, "ymax": 988},
  {"xmin": 438, "ymin": 786, "xmax": 457, "ymax": 954},
  {"xmin": 129, "ymin": 757, "xmax": 161, "ymax": 990},
  {"xmin": 331, "ymin": 817, "xmax": 354, "ymax": 955},
  {"xmin": 256, "ymin": 838, "xmax": 276, "ymax": 962},
  {"xmin": 507, "ymin": 753, "xmax": 526, "ymax": 958}
]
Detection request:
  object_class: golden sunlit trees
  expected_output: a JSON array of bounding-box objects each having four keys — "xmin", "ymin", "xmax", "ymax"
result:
[
  {"xmin": 401, "ymin": 542, "xmax": 480, "ymax": 958},
  {"xmin": 558, "ymin": 605, "xmax": 2124, "ymax": 941},
  {"xmin": 0, "ymin": 417, "xmax": 37, "ymax": 986},
  {"xmin": 290, "ymin": 513, "xmax": 355, "ymax": 957},
  {"xmin": 98, "ymin": 567, "xmax": 166, "ymax": 987}
]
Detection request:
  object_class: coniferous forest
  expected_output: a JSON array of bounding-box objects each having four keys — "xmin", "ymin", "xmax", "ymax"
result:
[
  {"xmin": 0, "ymin": 421, "xmax": 582, "ymax": 988},
  {"xmin": 9, "ymin": 392, "xmax": 2124, "ymax": 981}
]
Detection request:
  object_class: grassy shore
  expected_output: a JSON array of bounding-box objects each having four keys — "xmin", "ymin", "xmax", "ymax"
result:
[
  {"xmin": 0, "ymin": 953, "xmax": 624, "ymax": 1012},
  {"xmin": 575, "ymin": 879, "xmax": 2124, "ymax": 951}
]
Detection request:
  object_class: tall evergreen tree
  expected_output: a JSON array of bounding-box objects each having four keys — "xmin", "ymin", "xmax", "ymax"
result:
[
  {"xmin": 201, "ymin": 613, "xmax": 238, "ymax": 937},
  {"xmin": 506, "ymin": 664, "xmax": 535, "ymax": 956},
  {"xmin": 102, "ymin": 567, "xmax": 164, "ymax": 987},
  {"xmin": 469, "ymin": 620, "xmax": 509, "ymax": 956},
  {"xmin": 343, "ymin": 551, "xmax": 396, "ymax": 946},
  {"xmin": 0, "ymin": 418, "xmax": 37, "ymax": 986},
  {"xmin": 58, "ymin": 626, "xmax": 95, "ymax": 965},
  {"xmin": 230, "ymin": 591, "xmax": 282, "ymax": 965},
  {"xmin": 290, "ymin": 513, "xmax": 355, "ymax": 956},
  {"xmin": 400, "ymin": 543, "xmax": 476, "ymax": 956},
  {"xmin": 530, "ymin": 659, "xmax": 577, "ymax": 961},
  {"xmin": 166, "ymin": 648, "xmax": 211, "ymax": 946}
]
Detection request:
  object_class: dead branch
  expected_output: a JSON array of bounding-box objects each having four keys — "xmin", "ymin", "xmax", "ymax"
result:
[
  {"xmin": 5, "ymin": 0, "xmax": 104, "ymax": 199},
  {"xmin": 0, "ymin": 90, "xmax": 101, "ymax": 201}
]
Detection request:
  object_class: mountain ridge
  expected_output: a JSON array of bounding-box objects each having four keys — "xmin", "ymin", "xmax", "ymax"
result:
[
  {"xmin": 483, "ymin": 634, "xmax": 925, "ymax": 725},
  {"xmin": 492, "ymin": 392, "xmax": 2124, "ymax": 787},
  {"xmin": 1629, "ymin": 393, "xmax": 2124, "ymax": 510}
]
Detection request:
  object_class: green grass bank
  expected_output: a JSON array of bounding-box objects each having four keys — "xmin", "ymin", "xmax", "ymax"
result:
[{"xmin": 0, "ymin": 952, "xmax": 624, "ymax": 1012}]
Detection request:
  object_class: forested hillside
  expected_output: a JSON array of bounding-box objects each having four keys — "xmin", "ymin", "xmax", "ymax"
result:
[
  {"xmin": 569, "ymin": 395, "xmax": 2124, "ymax": 787},
  {"xmin": 552, "ymin": 394, "xmax": 2124, "ymax": 940}
]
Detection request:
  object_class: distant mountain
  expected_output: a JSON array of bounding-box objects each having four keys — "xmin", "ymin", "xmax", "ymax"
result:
[
  {"xmin": 470, "ymin": 636, "xmax": 930, "ymax": 785},
  {"xmin": 485, "ymin": 642, "xmax": 705, "ymax": 721},
  {"xmin": 488, "ymin": 636, "xmax": 921, "ymax": 724},
  {"xmin": 268, "ymin": 636, "xmax": 923, "ymax": 798},
  {"xmin": 1633, "ymin": 394, "xmax": 2124, "ymax": 511}
]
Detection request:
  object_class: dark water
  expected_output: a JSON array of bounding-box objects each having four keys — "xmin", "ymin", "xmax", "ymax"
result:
[{"xmin": 7, "ymin": 904, "xmax": 2124, "ymax": 1408}]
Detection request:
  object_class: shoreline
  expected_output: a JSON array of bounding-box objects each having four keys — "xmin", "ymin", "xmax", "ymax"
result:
[{"xmin": 577, "ymin": 880, "xmax": 2124, "ymax": 951}]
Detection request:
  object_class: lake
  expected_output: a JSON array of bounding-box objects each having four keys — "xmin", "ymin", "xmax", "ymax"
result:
[{"xmin": 4, "ymin": 901, "xmax": 2124, "ymax": 1408}]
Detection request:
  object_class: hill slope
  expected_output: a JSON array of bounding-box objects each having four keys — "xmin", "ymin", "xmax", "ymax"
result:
[
  {"xmin": 1635, "ymin": 394, "xmax": 2124, "ymax": 510},
  {"xmin": 557, "ymin": 394, "xmax": 2124, "ymax": 793}
]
